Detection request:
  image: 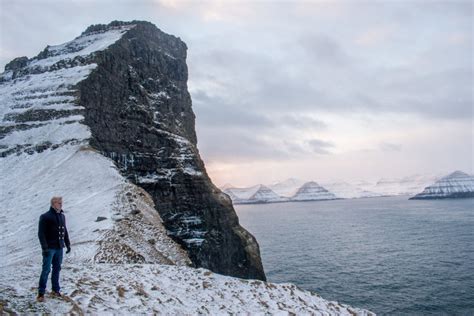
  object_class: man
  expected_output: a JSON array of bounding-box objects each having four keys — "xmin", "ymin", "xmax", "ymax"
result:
[{"xmin": 37, "ymin": 196, "xmax": 71, "ymax": 302}]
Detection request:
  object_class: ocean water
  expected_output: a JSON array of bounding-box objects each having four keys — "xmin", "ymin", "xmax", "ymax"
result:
[{"xmin": 235, "ymin": 196, "xmax": 474, "ymax": 315}]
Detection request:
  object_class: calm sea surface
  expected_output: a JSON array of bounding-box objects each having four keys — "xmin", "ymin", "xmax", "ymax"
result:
[{"xmin": 235, "ymin": 196, "xmax": 474, "ymax": 315}]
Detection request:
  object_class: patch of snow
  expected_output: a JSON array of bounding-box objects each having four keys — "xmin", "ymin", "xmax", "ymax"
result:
[
  {"xmin": 28, "ymin": 25, "xmax": 135, "ymax": 69},
  {"xmin": 149, "ymin": 91, "xmax": 170, "ymax": 100},
  {"xmin": 182, "ymin": 166, "xmax": 203, "ymax": 176},
  {"xmin": 0, "ymin": 121, "xmax": 90, "ymax": 146}
]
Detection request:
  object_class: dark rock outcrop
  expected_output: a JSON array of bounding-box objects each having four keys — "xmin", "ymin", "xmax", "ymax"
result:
[
  {"xmin": 76, "ymin": 21, "xmax": 266, "ymax": 280},
  {"xmin": 4, "ymin": 56, "xmax": 28, "ymax": 72}
]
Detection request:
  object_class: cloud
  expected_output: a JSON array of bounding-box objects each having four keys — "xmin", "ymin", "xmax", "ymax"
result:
[
  {"xmin": 306, "ymin": 139, "xmax": 335, "ymax": 155},
  {"xmin": 354, "ymin": 27, "xmax": 393, "ymax": 46},
  {"xmin": 193, "ymin": 89, "xmax": 276, "ymax": 130},
  {"xmin": 0, "ymin": 0, "xmax": 471, "ymax": 184},
  {"xmin": 380, "ymin": 142, "xmax": 402, "ymax": 152},
  {"xmin": 278, "ymin": 115, "xmax": 327, "ymax": 130},
  {"xmin": 296, "ymin": 33, "xmax": 354, "ymax": 67},
  {"xmin": 197, "ymin": 129, "xmax": 294, "ymax": 163}
]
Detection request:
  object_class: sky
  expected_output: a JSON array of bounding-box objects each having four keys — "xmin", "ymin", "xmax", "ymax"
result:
[{"xmin": 1, "ymin": 0, "xmax": 472, "ymax": 187}]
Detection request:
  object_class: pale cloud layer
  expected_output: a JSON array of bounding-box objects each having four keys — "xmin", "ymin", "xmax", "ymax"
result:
[{"xmin": 1, "ymin": 0, "xmax": 472, "ymax": 186}]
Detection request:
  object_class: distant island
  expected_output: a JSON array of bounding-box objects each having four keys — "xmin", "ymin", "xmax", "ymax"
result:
[
  {"xmin": 409, "ymin": 171, "xmax": 474, "ymax": 200},
  {"xmin": 222, "ymin": 171, "xmax": 474, "ymax": 204}
]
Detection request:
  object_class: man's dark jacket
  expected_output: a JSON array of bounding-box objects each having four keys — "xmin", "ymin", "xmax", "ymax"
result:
[{"xmin": 38, "ymin": 207, "xmax": 70, "ymax": 250}]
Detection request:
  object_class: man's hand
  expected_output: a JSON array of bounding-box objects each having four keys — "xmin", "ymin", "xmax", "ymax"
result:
[
  {"xmin": 66, "ymin": 246, "xmax": 71, "ymax": 254},
  {"xmin": 42, "ymin": 248, "xmax": 48, "ymax": 256}
]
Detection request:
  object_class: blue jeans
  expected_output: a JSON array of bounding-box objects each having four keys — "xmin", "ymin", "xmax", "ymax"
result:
[{"xmin": 38, "ymin": 248, "xmax": 63, "ymax": 294}]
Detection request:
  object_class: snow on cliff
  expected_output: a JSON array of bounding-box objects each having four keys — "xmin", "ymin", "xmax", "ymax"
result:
[
  {"xmin": 410, "ymin": 171, "xmax": 474, "ymax": 199},
  {"xmin": 0, "ymin": 23, "xmax": 373, "ymax": 315}
]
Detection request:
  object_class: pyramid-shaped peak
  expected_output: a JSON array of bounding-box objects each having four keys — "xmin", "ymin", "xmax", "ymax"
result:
[
  {"xmin": 221, "ymin": 183, "xmax": 235, "ymax": 190},
  {"xmin": 257, "ymin": 184, "xmax": 271, "ymax": 190},
  {"xmin": 445, "ymin": 170, "xmax": 471, "ymax": 179},
  {"xmin": 301, "ymin": 181, "xmax": 321, "ymax": 187}
]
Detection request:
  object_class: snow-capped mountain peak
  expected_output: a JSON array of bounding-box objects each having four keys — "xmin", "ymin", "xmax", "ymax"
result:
[
  {"xmin": 290, "ymin": 181, "xmax": 338, "ymax": 201},
  {"xmin": 410, "ymin": 170, "xmax": 474, "ymax": 199},
  {"xmin": 248, "ymin": 185, "xmax": 287, "ymax": 203},
  {"xmin": 268, "ymin": 178, "xmax": 306, "ymax": 197}
]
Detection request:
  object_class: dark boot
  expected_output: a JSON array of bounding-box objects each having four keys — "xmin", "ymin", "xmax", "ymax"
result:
[
  {"xmin": 36, "ymin": 293, "xmax": 45, "ymax": 302},
  {"xmin": 51, "ymin": 291, "xmax": 62, "ymax": 298}
]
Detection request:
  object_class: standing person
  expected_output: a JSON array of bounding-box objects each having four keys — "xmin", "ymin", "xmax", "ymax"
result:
[{"xmin": 37, "ymin": 196, "xmax": 71, "ymax": 302}]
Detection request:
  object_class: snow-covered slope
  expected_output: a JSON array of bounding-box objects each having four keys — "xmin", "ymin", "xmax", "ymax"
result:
[
  {"xmin": 222, "ymin": 184, "xmax": 261, "ymax": 202},
  {"xmin": 0, "ymin": 145, "xmax": 191, "ymax": 267},
  {"xmin": 0, "ymin": 22, "xmax": 373, "ymax": 314},
  {"xmin": 223, "ymin": 185, "xmax": 287, "ymax": 204},
  {"xmin": 410, "ymin": 171, "xmax": 474, "ymax": 199},
  {"xmin": 370, "ymin": 174, "xmax": 440, "ymax": 196},
  {"xmin": 247, "ymin": 185, "xmax": 288, "ymax": 203},
  {"xmin": 269, "ymin": 178, "xmax": 307, "ymax": 197},
  {"xmin": 290, "ymin": 181, "xmax": 338, "ymax": 201},
  {"xmin": 320, "ymin": 181, "xmax": 381, "ymax": 199},
  {"xmin": 0, "ymin": 263, "xmax": 373, "ymax": 315}
]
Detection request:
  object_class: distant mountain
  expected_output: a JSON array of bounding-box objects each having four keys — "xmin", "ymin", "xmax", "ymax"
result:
[
  {"xmin": 223, "ymin": 185, "xmax": 261, "ymax": 200},
  {"xmin": 223, "ymin": 180, "xmax": 337, "ymax": 204},
  {"xmin": 410, "ymin": 171, "xmax": 474, "ymax": 200},
  {"xmin": 224, "ymin": 185, "xmax": 287, "ymax": 204},
  {"xmin": 221, "ymin": 183, "xmax": 235, "ymax": 190},
  {"xmin": 320, "ymin": 181, "xmax": 381, "ymax": 199},
  {"xmin": 268, "ymin": 178, "xmax": 306, "ymax": 197},
  {"xmin": 220, "ymin": 172, "xmax": 468, "ymax": 204},
  {"xmin": 371, "ymin": 174, "xmax": 440, "ymax": 196},
  {"xmin": 248, "ymin": 185, "xmax": 288, "ymax": 203},
  {"xmin": 290, "ymin": 181, "xmax": 338, "ymax": 201}
]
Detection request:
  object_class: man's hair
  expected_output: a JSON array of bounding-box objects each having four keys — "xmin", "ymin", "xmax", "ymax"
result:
[{"xmin": 50, "ymin": 196, "xmax": 63, "ymax": 206}]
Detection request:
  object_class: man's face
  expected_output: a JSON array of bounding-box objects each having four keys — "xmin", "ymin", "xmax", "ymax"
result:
[{"xmin": 52, "ymin": 199, "xmax": 62, "ymax": 210}]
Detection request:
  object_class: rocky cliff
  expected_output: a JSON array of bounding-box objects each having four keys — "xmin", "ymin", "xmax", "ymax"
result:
[
  {"xmin": 0, "ymin": 20, "xmax": 265, "ymax": 281},
  {"xmin": 78, "ymin": 21, "xmax": 265, "ymax": 281}
]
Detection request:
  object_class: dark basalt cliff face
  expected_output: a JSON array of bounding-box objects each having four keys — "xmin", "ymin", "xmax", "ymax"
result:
[{"xmin": 76, "ymin": 21, "xmax": 266, "ymax": 280}]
